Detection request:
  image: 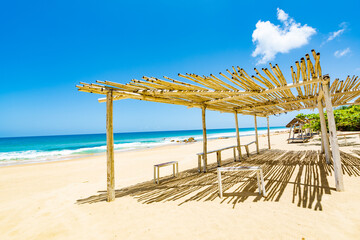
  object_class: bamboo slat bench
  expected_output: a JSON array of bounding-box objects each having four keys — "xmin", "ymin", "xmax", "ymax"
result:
[
  {"xmin": 217, "ymin": 166, "xmax": 267, "ymax": 198},
  {"xmin": 287, "ymin": 137, "xmax": 310, "ymax": 143},
  {"xmin": 337, "ymin": 132, "xmax": 360, "ymax": 146},
  {"xmin": 154, "ymin": 161, "xmax": 178, "ymax": 184},
  {"xmin": 242, "ymin": 141, "xmax": 256, "ymax": 157},
  {"xmin": 196, "ymin": 141, "xmax": 257, "ymax": 172}
]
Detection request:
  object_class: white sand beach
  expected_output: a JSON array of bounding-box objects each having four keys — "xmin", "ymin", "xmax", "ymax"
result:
[{"xmin": 1, "ymin": 132, "xmax": 360, "ymax": 240}]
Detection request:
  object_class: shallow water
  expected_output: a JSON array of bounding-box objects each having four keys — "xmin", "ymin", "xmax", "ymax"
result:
[{"xmin": 0, "ymin": 127, "xmax": 286, "ymax": 166}]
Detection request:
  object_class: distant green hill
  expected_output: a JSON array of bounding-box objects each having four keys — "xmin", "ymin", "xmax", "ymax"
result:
[{"xmin": 296, "ymin": 105, "xmax": 360, "ymax": 131}]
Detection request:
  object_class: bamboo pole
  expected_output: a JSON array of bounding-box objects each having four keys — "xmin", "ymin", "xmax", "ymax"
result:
[
  {"xmin": 234, "ymin": 111, "xmax": 242, "ymax": 161},
  {"xmin": 205, "ymin": 79, "xmax": 322, "ymax": 104},
  {"xmin": 267, "ymin": 116, "xmax": 271, "ymax": 149},
  {"xmin": 202, "ymin": 106, "xmax": 208, "ymax": 172},
  {"xmin": 318, "ymin": 101, "xmax": 330, "ymax": 163},
  {"xmin": 292, "ymin": 125, "xmax": 295, "ymax": 139},
  {"xmin": 254, "ymin": 115, "xmax": 259, "ymax": 154},
  {"xmin": 106, "ymin": 90, "xmax": 115, "ymax": 202},
  {"xmin": 288, "ymin": 125, "xmax": 292, "ymax": 144},
  {"xmin": 322, "ymin": 77, "xmax": 344, "ymax": 191}
]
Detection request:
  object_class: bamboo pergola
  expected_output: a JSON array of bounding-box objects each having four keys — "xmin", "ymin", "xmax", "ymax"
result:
[
  {"xmin": 286, "ymin": 118, "xmax": 311, "ymax": 143},
  {"xmin": 77, "ymin": 50, "xmax": 360, "ymax": 201}
]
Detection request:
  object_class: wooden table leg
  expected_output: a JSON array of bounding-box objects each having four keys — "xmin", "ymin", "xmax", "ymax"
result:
[
  {"xmin": 157, "ymin": 167, "xmax": 160, "ymax": 184},
  {"xmin": 198, "ymin": 155, "xmax": 201, "ymax": 173},
  {"xmin": 245, "ymin": 146, "xmax": 250, "ymax": 157},
  {"xmin": 256, "ymin": 171, "xmax": 261, "ymax": 194},
  {"xmin": 217, "ymin": 169, "xmax": 223, "ymax": 198},
  {"xmin": 216, "ymin": 151, "xmax": 221, "ymax": 167},
  {"xmin": 173, "ymin": 163, "xmax": 176, "ymax": 177},
  {"xmin": 176, "ymin": 162, "xmax": 179, "ymax": 176},
  {"xmin": 233, "ymin": 147, "xmax": 236, "ymax": 162},
  {"xmin": 260, "ymin": 169, "xmax": 266, "ymax": 197},
  {"xmin": 219, "ymin": 151, "xmax": 222, "ymax": 166},
  {"xmin": 154, "ymin": 166, "xmax": 156, "ymax": 183}
]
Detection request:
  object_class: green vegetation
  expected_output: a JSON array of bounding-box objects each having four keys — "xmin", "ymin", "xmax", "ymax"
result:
[{"xmin": 296, "ymin": 105, "xmax": 360, "ymax": 131}]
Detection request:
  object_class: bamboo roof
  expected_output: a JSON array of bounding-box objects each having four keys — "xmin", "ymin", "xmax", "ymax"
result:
[
  {"xmin": 77, "ymin": 50, "xmax": 360, "ymax": 117},
  {"xmin": 286, "ymin": 118, "xmax": 309, "ymax": 128}
]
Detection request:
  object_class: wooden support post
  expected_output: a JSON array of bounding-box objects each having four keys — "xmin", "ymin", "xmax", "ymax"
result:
[
  {"xmin": 106, "ymin": 90, "xmax": 115, "ymax": 202},
  {"xmin": 322, "ymin": 77, "xmax": 344, "ymax": 191},
  {"xmin": 267, "ymin": 116, "xmax": 271, "ymax": 149},
  {"xmin": 292, "ymin": 126, "xmax": 295, "ymax": 139},
  {"xmin": 202, "ymin": 106, "xmax": 208, "ymax": 172},
  {"xmin": 234, "ymin": 111, "xmax": 242, "ymax": 161},
  {"xmin": 288, "ymin": 126, "xmax": 292, "ymax": 144},
  {"xmin": 320, "ymin": 129, "xmax": 325, "ymax": 153},
  {"xmin": 254, "ymin": 115, "xmax": 259, "ymax": 154},
  {"xmin": 318, "ymin": 101, "xmax": 330, "ymax": 163}
]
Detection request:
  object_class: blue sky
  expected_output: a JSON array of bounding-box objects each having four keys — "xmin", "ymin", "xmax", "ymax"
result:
[{"xmin": 1, "ymin": 0, "xmax": 359, "ymax": 137}]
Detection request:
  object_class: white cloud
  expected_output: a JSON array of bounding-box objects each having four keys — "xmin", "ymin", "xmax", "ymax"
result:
[
  {"xmin": 322, "ymin": 22, "xmax": 347, "ymax": 45},
  {"xmin": 277, "ymin": 8, "xmax": 289, "ymax": 23},
  {"xmin": 252, "ymin": 8, "xmax": 316, "ymax": 64},
  {"xmin": 334, "ymin": 48, "xmax": 350, "ymax": 57},
  {"xmin": 328, "ymin": 29, "xmax": 345, "ymax": 41}
]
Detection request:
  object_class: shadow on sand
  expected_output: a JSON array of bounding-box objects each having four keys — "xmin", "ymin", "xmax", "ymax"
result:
[{"xmin": 77, "ymin": 150, "xmax": 360, "ymax": 210}]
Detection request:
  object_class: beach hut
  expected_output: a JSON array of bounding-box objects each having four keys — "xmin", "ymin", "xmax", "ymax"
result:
[
  {"xmin": 286, "ymin": 118, "xmax": 312, "ymax": 143},
  {"xmin": 77, "ymin": 50, "xmax": 360, "ymax": 201}
]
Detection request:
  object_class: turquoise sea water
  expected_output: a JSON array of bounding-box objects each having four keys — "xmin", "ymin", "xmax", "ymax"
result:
[{"xmin": 0, "ymin": 127, "xmax": 286, "ymax": 166}]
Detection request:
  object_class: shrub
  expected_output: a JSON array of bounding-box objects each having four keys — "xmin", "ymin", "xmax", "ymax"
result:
[{"xmin": 296, "ymin": 105, "xmax": 360, "ymax": 131}]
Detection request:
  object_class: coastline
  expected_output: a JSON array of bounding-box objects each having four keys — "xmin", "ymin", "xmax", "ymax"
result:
[
  {"xmin": 0, "ymin": 128, "xmax": 287, "ymax": 167},
  {"xmin": 1, "ymin": 131, "xmax": 360, "ymax": 239}
]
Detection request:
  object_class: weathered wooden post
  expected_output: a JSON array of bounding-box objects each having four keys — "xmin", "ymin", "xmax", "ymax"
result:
[
  {"xmin": 254, "ymin": 115, "xmax": 259, "ymax": 154},
  {"xmin": 292, "ymin": 125, "xmax": 296, "ymax": 139},
  {"xmin": 267, "ymin": 116, "xmax": 271, "ymax": 149},
  {"xmin": 202, "ymin": 106, "xmax": 208, "ymax": 172},
  {"xmin": 322, "ymin": 76, "xmax": 344, "ymax": 191},
  {"xmin": 106, "ymin": 90, "xmax": 115, "ymax": 201},
  {"xmin": 288, "ymin": 125, "xmax": 292, "ymax": 144},
  {"xmin": 318, "ymin": 101, "xmax": 330, "ymax": 163},
  {"xmin": 234, "ymin": 111, "xmax": 242, "ymax": 161}
]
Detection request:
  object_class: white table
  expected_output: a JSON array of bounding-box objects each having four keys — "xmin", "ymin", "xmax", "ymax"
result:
[
  {"xmin": 154, "ymin": 161, "xmax": 178, "ymax": 184},
  {"xmin": 217, "ymin": 166, "xmax": 266, "ymax": 198}
]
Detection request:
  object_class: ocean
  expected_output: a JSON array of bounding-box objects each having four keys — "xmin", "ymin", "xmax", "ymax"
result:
[{"xmin": 0, "ymin": 127, "xmax": 286, "ymax": 166}]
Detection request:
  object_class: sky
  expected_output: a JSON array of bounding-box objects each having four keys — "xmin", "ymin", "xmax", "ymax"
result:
[{"xmin": 1, "ymin": 0, "xmax": 360, "ymax": 138}]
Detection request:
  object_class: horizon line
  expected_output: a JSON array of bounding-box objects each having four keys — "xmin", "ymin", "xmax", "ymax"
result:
[{"xmin": 0, "ymin": 125, "xmax": 286, "ymax": 139}]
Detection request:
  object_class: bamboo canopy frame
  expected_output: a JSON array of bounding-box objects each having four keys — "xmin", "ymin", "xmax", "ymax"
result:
[
  {"xmin": 77, "ymin": 50, "xmax": 360, "ymax": 201},
  {"xmin": 286, "ymin": 118, "xmax": 311, "ymax": 144}
]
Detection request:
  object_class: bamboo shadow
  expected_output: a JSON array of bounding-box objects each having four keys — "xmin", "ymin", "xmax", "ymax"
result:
[{"xmin": 77, "ymin": 150, "xmax": 360, "ymax": 210}]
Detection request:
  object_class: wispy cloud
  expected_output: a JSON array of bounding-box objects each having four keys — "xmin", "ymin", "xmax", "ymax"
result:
[
  {"xmin": 322, "ymin": 22, "xmax": 347, "ymax": 46},
  {"xmin": 334, "ymin": 48, "xmax": 350, "ymax": 58},
  {"xmin": 252, "ymin": 8, "xmax": 316, "ymax": 64}
]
